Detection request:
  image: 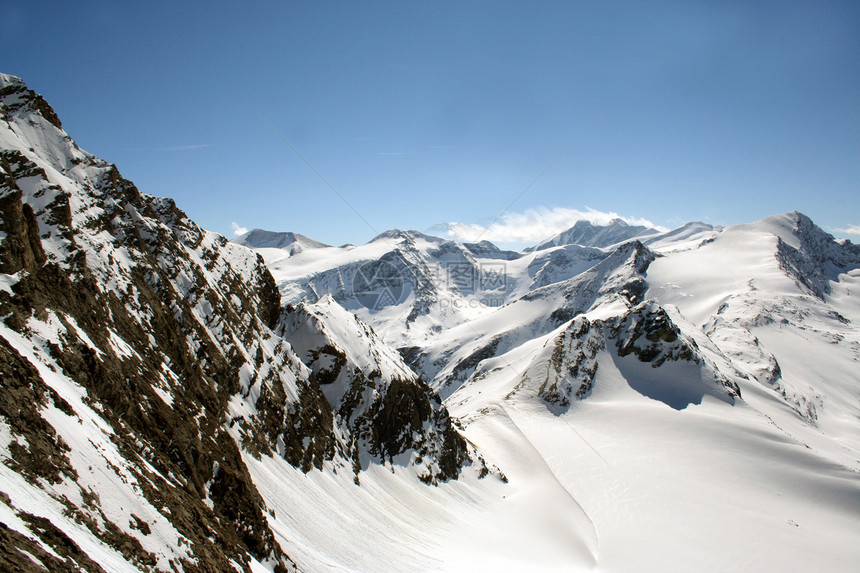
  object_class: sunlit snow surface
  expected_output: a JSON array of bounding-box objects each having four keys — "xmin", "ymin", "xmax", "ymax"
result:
[
  {"xmin": 1, "ymin": 71, "xmax": 858, "ymax": 572},
  {"xmin": 256, "ymin": 214, "xmax": 860, "ymax": 573}
]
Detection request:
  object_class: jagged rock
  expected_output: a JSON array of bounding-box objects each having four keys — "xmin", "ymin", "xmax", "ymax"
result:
[
  {"xmin": 277, "ymin": 297, "xmax": 474, "ymax": 483},
  {"xmin": 775, "ymin": 212, "xmax": 860, "ymax": 298},
  {"xmin": 1, "ymin": 73, "xmax": 481, "ymax": 570},
  {"xmin": 0, "ymin": 75, "xmax": 62, "ymax": 129},
  {"xmin": 0, "ymin": 155, "xmax": 46, "ymax": 274},
  {"xmin": 516, "ymin": 301, "xmax": 741, "ymax": 409},
  {"xmin": 532, "ymin": 317, "xmax": 602, "ymax": 406}
]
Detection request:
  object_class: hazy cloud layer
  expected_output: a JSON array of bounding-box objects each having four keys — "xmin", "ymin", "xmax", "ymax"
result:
[
  {"xmin": 231, "ymin": 222, "xmax": 248, "ymax": 237},
  {"xmin": 445, "ymin": 207, "xmax": 666, "ymax": 244},
  {"xmin": 833, "ymin": 225, "xmax": 860, "ymax": 237}
]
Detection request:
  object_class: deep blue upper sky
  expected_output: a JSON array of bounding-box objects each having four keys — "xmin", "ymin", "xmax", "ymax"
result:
[{"xmin": 3, "ymin": 1, "xmax": 858, "ymax": 246}]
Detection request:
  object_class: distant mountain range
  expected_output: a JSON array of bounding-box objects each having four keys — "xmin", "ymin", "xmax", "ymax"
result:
[
  {"xmin": 526, "ymin": 217, "xmax": 661, "ymax": 250},
  {"xmin": 233, "ymin": 229, "xmax": 330, "ymax": 253},
  {"xmin": 2, "ymin": 73, "xmax": 859, "ymax": 572}
]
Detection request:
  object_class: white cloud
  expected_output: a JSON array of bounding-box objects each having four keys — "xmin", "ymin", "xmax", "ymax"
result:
[
  {"xmin": 833, "ymin": 225, "xmax": 860, "ymax": 236},
  {"xmin": 231, "ymin": 222, "xmax": 248, "ymax": 236},
  {"xmin": 444, "ymin": 207, "xmax": 666, "ymax": 244}
]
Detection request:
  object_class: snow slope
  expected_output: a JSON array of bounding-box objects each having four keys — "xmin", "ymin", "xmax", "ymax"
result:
[
  {"xmin": 647, "ymin": 212, "xmax": 860, "ymax": 470},
  {"xmin": 0, "ymin": 73, "xmax": 474, "ymax": 572},
  {"xmin": 3, "ymin": 72, "xmax": 859, "ymax": 573},
  {"xmin": 258, "ymin": 211, "xmax": 860, "ymax": 572}
]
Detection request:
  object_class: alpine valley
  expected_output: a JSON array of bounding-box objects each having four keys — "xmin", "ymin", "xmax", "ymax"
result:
[{"xmin": 1, "ymin": 74, "xmax": 858, "ymax": 572}]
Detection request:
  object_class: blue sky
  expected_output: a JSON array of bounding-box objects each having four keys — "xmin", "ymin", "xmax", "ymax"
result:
[{"xmin": 2, "ymin": 1, "xmax": 858, "ymax": 246}]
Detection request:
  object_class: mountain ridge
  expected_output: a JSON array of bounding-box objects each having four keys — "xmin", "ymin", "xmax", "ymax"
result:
[
  {"xmin": 233, "ymin": 229, "xmax": 330, "ymax": 252},
  {"xmin": 526, "ymin": 217, "xmax": 661, "ymax": 251},
  {"xmin": 3, "ymin": 73, "xmax": 859, "ymax": 573},
  {"xmin": 0, "ymin": 73, "xmax": 481, "ymax": 572}
]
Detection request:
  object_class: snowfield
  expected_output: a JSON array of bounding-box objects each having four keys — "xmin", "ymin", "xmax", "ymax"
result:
[
  {"xmin": 249, "ymin": 212, "xmax": 860, "ymax": 572},
  {"xmin": 2, "ymin": 72, "xmax": 859, "ymax": 572}
]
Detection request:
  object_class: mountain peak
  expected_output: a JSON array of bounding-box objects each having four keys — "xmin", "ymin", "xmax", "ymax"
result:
[
  {"xmin": 527, "ymin": 218, "xmax": 660, "ymax": 252},
  {"xmin": 5, "ymin": 72, "xmax": 860, "ymax": 573},
  {"xmin": 0, "ymin": 73, "xmax": 62, "ymax": 129},
  {"xmin": 233, "ymin": 228, "xmax": 329, "ymax": 251},
  {"xmin": 746, "ymin": 211, "xmax": 829, "ymax": 249},
  {"xmin": 759, "ymin": 212, "xmax": 860, "ymax": 298},
  {"xmin": 370, "ymin": 229, "xmax": 443, "ymax": 244},
  {"xmin": 0, "ymin": 73, "xmax": 24, "ymax": 89},
  {"xmin": 0, "ymin": 73, "xmax": 477, "ymax": 569}
]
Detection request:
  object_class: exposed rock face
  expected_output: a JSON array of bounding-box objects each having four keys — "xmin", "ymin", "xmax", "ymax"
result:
[
  {"xmin": 529, "ymin": 317, "xmax": 602, "ymax": 406},
  {"xmin": 0, "ymin": 161, "xmax": 46, "ymax": 274},
  {"xmin": 0, "ymin": 73, "xmax": 472, "ymax": 571},
  {"xmin": 1, "ymin": 72, "xmax": 297, "ymax": 570},
  {"xmin": 522, "ymin": 240, "xmax": 656, "ymax": 315},
  {"xmin": 277, "ymin": 297, "xmax": 473, "ymax": 483},
  {"xmin": 0, "ymin": 76, "xmax": 62, "ymax": 129},
  {"xmin": 520, "ymin": 302, "xmax": 741, "ymax": 409},
  {"xmin": 775, "ymin": 212, "xmax": 860, "ymax": 298},
  {"xmin": 439, "ymin": 241, "xmax": 659, "ymax": 393}
]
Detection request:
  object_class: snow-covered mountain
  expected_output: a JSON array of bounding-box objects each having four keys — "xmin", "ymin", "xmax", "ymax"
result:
[
  {"xmin": 276, "ymin": 295, "xmax": 477, "ymax": 482},
  {"xmin": 233, "ymin": 228, "xmax": 329, "ymax": 254},
  {"xmin": 3, "ymin": 74, "xmax": 860, "ymax": 572},
  {"xmin": 527, "ymin": 217, "xmax": 660, "ymax": 251},
  {"xmin": 0, "ymin": 74, "xmax": 483, "ymax": 572},
  {"xmin": 250, "ymin": 213, "xmax": 860, "ymax": 571},
  {"xmin": 255, "ymin": 228, "xmax": 531, "ymax": 348}
]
